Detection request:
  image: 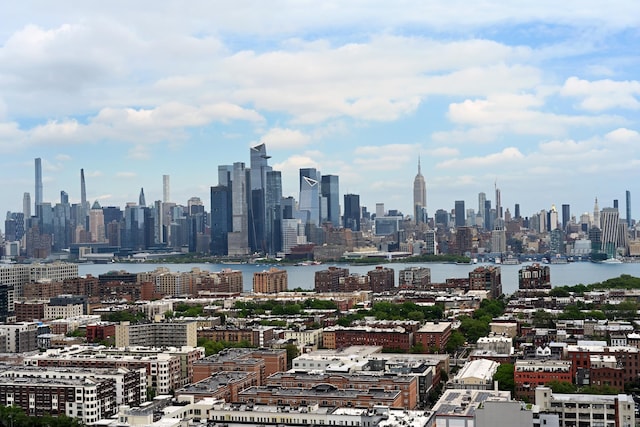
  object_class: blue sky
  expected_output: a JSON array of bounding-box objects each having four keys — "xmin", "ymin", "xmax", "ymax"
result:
[{"xmin": 1, "ymin": 1, "xmax": 639, "ymax": 220}]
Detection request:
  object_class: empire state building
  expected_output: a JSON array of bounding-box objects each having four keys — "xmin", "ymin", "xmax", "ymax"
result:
[{"xmin": 413, "ymin": 157, "xmax": 427, "ymax": 224}]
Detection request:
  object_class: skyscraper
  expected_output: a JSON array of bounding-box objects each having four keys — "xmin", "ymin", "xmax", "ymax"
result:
[
  {"xmin": 454, "ymin": 200, "xmax": 465, "ymax": 227},
  {"xmin": 34, "ymin": 158, "xmax": 43, "ymax": 209},
  {"xmin": 228, "ymin": 162, "xmax": 249, "ymax": 256},
  {"xmin": 494, "ymin": 181, "xmax": 502, "ymax": 222},
  {"xmin": 210, "ymin": 185, "xmax": 231, "ymax": 256},
  {"xmin": 299, "ymin": 168, "xmax": 320, "ymax": 226},
  {"xmin": 321, "ymin": 175, "xmax": 340, "ymax": 227},
  {"xmin": 626, "ymin": 190, "xmax": 632, "ymax": 228},
  {"xmin": 413, "ymin": 157, "xmax": 427, "ymax": 224},
  {"xmin": 593, "ymin": 198, "xmax": 600, "ymax": 228},
  {"xmin": 478, "ymin": 192, "xmax": 486, "ymax": 227},
  {"xmin": 600, "ymin": 207, "xmax": 619, "ymax": 258},
  {"xmin": 80, "ymin": 168, "xmax": 88, "ymax": 229},
  {"xmin": 249, "ymin": 143, "xmax": 272, "ymax": 253},
  {"xmin": 265, "ymin": 170, "xmax": 283, "ymax": 255},
  {"xmin": 163, "ymin": 175, "xmax": 170, "ymax": 203},
  {"xmin": 23, "ymin": 192, "xmax": 31, "ymax": 230},
  {"xmin": 343, "ymin": 194, "xmax": 361, "ymax": 231},
  {"xmin": 561, "ymin": 204, "xmax": 570, "ymax": 230},
  {"xmin": 138, "ymin": 188, "xmax": 146, "ymax": 207}
]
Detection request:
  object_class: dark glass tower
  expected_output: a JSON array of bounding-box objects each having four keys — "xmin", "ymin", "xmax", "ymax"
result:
[
  {"xmin": 343, "ymin": 194, "xmax": 361, "ymax": 231},
  {"xmin": 321, "ymin": 174, "xmax": 340, "ymax": 227},
  {"xmin": 210, "ymin": 185, "xmax": 231, "ymax": 256},
  {"xmin": 454, "ymin": 200, "xmax": 465, "ymax": 227}
]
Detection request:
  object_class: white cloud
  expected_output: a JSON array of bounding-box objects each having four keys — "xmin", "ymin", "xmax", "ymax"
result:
[
  {"xmin": 437, "ymin": 147, "xmax": 525, "ymax": 169},
  {"xmin": 561, "ymin": 77, "xmax": 640, "ymax": 111},
  {"xmin": 258, "ymin": 127, "xmax": 311, "ymax": 149}
]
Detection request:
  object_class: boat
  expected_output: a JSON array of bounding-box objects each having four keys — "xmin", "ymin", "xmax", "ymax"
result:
[{"xmin": 601, "ymin": 257, "xmax": 623, "ymax": 264}]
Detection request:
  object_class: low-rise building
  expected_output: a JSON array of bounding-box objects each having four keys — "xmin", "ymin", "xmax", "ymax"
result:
[
  {"xmin": 514, "ymin": 360, "xmax": 572, "ymax": 402},
  {"xmin": 450, "ymin": 359, "xmax": 500, "ymax": 391},
  {"xmin": 535, "ymin": 386, "xmax": 635, "ymax": 427}
]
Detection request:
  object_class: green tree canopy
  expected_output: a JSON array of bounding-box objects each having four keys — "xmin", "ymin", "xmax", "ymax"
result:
[{"xmin": 493, "ymin": 363, "xmax": 515, "ymax": 394}]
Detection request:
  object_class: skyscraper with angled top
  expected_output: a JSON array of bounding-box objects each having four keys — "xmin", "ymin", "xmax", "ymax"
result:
[{"xmin": 413, "ymin": 157, "xmax": 427, "ymax": 224}]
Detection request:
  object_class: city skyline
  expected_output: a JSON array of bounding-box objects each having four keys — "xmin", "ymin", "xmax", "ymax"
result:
[{"xmin": 1, "ymin": 2, "xmax": 639, "ymax": 216}]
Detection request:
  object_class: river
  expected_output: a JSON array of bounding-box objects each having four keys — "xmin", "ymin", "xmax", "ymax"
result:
[{"xmin": 77, "ymin": 261, "xmax": 640, "ymax": 295}]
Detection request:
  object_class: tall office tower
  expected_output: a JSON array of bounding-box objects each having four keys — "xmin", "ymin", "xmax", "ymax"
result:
[
  {"xmin": 626, "ymin": 190, "xmax": 632, "ymax": 227},
  {"xmin": 299, "ymin": 168, "xmax": 320, "ymax": 226},
  {"xmin": 80, "ymin": 168, "xmax": 89, "ymax": 229},
  {"xmin": 343, "ymin": 194, "xmax": 361, "ymax": 231},
  {"xmin": 89, "ymin": 201, "xmax": 105, "ymax": 243},
  {"xmin": 413, "ymin": 157, "xmax": 427, "ymax": 224},
  {"xmin": 249, "ymin": 143, "xmax": 272, "ymax": 253},
  {"xmin": 478, "ymin": 192, "xmax": 486, "ymax": 223},
  {"xmin": 218, "ymin": 165, "xmax": 233, "ymax": 186},
  {"xmin": 561, "ymin": 204, "xmax": 570, "ymax": 230},
  {"xmin": 514, "ymin": 203, "xmax": 520, "ymax": 219},
  {"xmin": 138, "ymin": 188, "xmax": 146, "ymax": 207},
  {"xmin": 454, "ymin": 200, "xmax": 465, "ymax": 227},
  {"xmin": 23, "ymin": 193, "xmax": 31, "ymax": 229},
  {"xmin": 484, "ymin": 200, "xmax": 492, "ymax": 230},
  {"xmin": 593, "ymin": 198, "xmax": 600, "ymax": 228},
  {"xmin": 494, "ymin": 182, "xmax": 502, "ymax": 221},
  {"xmin": 265, "ymin": 170, "xmax": 283, "ymax": 255},
  {"xmin": 210, "ymin": 186, "xmax": 230, "ymax": 255},
  {"xmin": 163, "ymin": 175, "xmax": 170, "ymax": 203},
  {"xmin": 281, "ymin": 196, "xmax": 297, "ymax": 220},
  {"xmin": 227, "ymin": 162, "xmax": 249, "ymax": 256},
  {"xmin": 320, "ymin": 175, "xmax": 340, "ymax": 227},
  {"xmin": 34, "ymin": 158, "xmax": 43, "ymax": 208},
  {"xmin": 549, "ymin": 205, "xmax": 559, "ymax": 231},
  {"xmin": 53, "ymin": 192, "xmax": 71, "ymax": 251},
  {"xmin": 600, "ymin": 207, "xmax": 619, "ymax": 258},
  {"xmin": 613, "ymin": 199, "xmax": 619, "ymax": 209},
  {"xmin": 376, "ymin": 203, "xmax": 385, "ymax": 218}
]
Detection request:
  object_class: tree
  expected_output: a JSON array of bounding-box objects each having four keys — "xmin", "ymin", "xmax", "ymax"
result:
[
  {"xmin": 445, "ymin": 331, "xmax": 466, "ymax": 354},
  {"xmin": 532, "ymin": 309, "xmax": 556, "ymax": 328},
  {"xmin": 493, "ymin": 363, "xmax": 515, "ymax": 394},
  {"xmin": 546, "ymin": 380, "xmax": 577, "ymax": 393}
]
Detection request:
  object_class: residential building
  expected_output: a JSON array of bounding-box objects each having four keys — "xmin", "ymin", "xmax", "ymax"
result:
[{"xmin": 253, "ymin": 267, "xmax": 288, "ymax": 293}]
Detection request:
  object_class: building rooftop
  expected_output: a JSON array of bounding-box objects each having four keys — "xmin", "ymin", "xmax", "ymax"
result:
[
  {"xmin": 417, "ymin": 322, "xmax": 452, "ymax": 333},
  {"xmin": 454, "ymin": 359, "xmax": 499, "ymax": 383},
  {"xmin": 433, "ymin": 389, "xmax": 512, "ymax": 418},
  {"xmin": 176, "ymin": 371, "xmax": 254, "ymax": 394}
]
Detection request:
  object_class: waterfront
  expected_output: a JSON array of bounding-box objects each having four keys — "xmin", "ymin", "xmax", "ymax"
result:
[{"xmin": 78, "ymin": 261, "xmax": 640, "ymax": 295}]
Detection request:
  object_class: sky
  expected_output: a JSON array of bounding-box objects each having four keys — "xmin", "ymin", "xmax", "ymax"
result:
[{"xmin": 1, "ymin": 1, "xmax": 639, "ymax": 221}]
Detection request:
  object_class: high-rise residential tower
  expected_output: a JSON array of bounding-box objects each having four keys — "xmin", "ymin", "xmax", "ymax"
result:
[
  {"xmin": 23, "ymin": 192, "xmax": 31, "ymax": 229},
  {"xmin": 163, "ymin": 175, "xmax": 170, "ymax": 203},
  {"xmin": 34, "ymin": 158, "xmax": 43, "ymax": 209},
  {"xmin": 413, "ymin": 157, "xmax": 427, "ymax": 224},
  {"xmin": 321, "ymin": 175, "xmax": 340, "ymax": 227}
]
